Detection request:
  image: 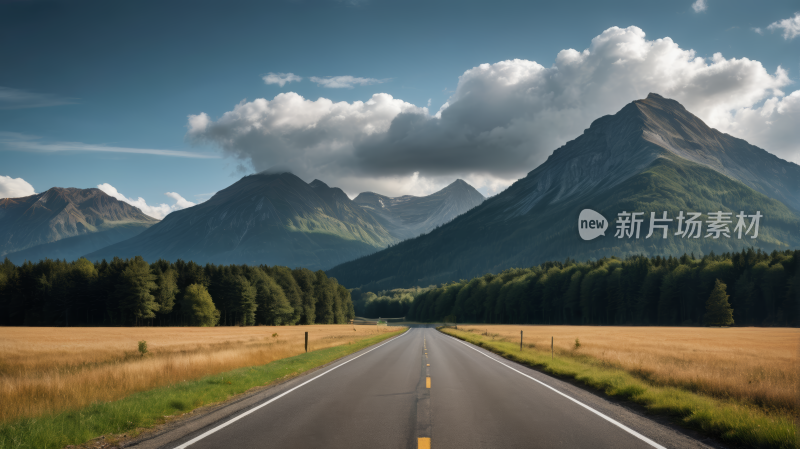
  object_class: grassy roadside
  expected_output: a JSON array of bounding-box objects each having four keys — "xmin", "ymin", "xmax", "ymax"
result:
[
  {"xmin": 0, "ymin": 328, "xmax": 405, "ymax": 449},
  {"xmin": 440, "ymin": 328, "xmax": 798, "ymax": 449}
]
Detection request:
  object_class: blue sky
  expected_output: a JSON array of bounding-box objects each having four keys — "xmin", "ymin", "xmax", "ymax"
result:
[{"xmin": 1, "ymin": 0, "xmax": 799, "ymax": 217}]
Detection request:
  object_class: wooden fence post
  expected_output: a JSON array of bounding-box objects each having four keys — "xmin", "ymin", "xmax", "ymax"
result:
[
  {"xmin": 520, "ymin": 330, "xmax": 523, "ymax": 351},
  {"xmin": 305, "ymin": 332, "xmax": 308, "ymax": 353}
]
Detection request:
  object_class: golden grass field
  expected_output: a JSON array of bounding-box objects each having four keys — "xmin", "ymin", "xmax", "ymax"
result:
[
  {"xmin": 459, "ymin": 325, "xmax": 800, "ymax": 414},
  {"xmin": 0, "ymin": 325, "xmax": 394, "ymax": 423}
]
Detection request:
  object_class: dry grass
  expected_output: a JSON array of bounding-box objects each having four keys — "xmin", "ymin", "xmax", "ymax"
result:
[
  {"xmin": 460, "ymin": 325, "xmax": 800, "ymax": 414},
  {"xmin": 0, "ymin": 325, "xmax": 393, "ymax": 423}
]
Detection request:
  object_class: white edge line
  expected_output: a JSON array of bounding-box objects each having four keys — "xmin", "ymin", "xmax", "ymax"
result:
[
  {"xmin": 445, "ymin": 334, "xmax": 666, "ymax": 449},
  {"xmin": 173, "ymin": 328, "xmax": 411, "ymax": 448}
]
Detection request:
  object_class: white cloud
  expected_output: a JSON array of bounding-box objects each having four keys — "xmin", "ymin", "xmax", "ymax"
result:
[
  {"xmin": 97, "ymin": 184, "xmax": 196, "ymax": 219},
  {"xmin": 187, "ymin": 26, "xmax": 800, "ymax": 197},
  {"xmin": 692, "ymin": 0, "xmax": 707, "ymax": 12},
  {"xmin": 767, "ymin": 12, "xmax": 800, "ymax": 40},
  {"xmin": 0, "ymin": 86, "xmax": 77, "ymax": 110},
  {"xmin": 753, "ymin": 27, "xmax": 763, "ymax": 35},
  {"xmin": 262, "ymin": 72, "xmax": 302, "ymax": 87},
  {"xmin": 165, "ymin": 191, "xmax": 195, "ymax": 209},
  {"xmin": 0, "ymin": 132, "xmax": 218, "ymax": 159},
  {"xmin": 309, "ymin": 76, "xmax": 384, "ymax": 88},
  {"xmin": 187, "ymin": 92, "xmax": 427, "ymax": 185},
  {"xmin": 0, "ymin": 175, "xmax": 36, "ymax": 198},
  {"xmin": 723, "ymin": 90, "xmax": 800, "ymax": 165}
]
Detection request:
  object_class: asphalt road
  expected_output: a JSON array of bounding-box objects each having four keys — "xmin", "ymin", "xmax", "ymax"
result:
[{"xmin": 148, "ymin": 327, "xmax": 716, "ymax": 449}]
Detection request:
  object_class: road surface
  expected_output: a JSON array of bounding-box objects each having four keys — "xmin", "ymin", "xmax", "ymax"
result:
[{"xmin": 137, "ymin": 327, "xmax": 715, "ymax": 449}]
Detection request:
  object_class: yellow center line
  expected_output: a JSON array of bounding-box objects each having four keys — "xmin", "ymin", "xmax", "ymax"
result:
[
  {"xmin": 418, "ymin": 437, "xmax": 431, "ymax": 449},
  {"xmin": 426, "ymin": 377, "xmax": 431, "ymax": 388}
]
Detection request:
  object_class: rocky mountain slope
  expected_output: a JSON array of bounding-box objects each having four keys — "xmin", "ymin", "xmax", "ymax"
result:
[
  {"xmin": 0, "ymin": 187, "xmax": 158, "ymax": 262},
  {"xmin": 354, "ymin": 179, "xmax": 485, "ymax": 240},
  {"xmin": 85, "ymin": 172, "xmax": 396, "ymax": 270},
  {"xmin": 327, "ymin": 94, "xmax": 800, "ymax": 291},
  {"xmin": 84, "ymin": 173, "xmax": 487, "ymax": 269}
]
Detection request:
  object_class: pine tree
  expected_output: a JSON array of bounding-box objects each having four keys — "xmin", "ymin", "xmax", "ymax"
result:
[
  {"xmin": 705, "ymin": 279, "xmax": 734, "ymax": 326},
  {"xmin": 232, "ymin": 275, "xmax": 257, "ymax": 325},
  {"xmin": 251, "ymin": 269, "xmax": 293, "ymax": 325},
  {"xmin": 116, "ymin": 257, "xmax": 158, "ymax": 325},
  {"xmin": 183, "ymin": 283, "xmax": 220, "ymax": 326},
  {"xmin": 269, "ymin": 266, "xmax": 303, "ymax": 325},
  {"xmin": 291, "ymin": 268, "xmax": 317, "ymax": 325},
  {"xmin": 154, "ymin": 268, "xmax": 178, "ymax": 322}
]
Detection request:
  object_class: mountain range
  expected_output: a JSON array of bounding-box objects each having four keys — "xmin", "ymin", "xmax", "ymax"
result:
[
  {"xmin": 5, "ymin": 94, "xmax": 798, "ymax": 281},
  {"xmin": 327, "ymin": 93, "xmax": 800, "ymax": 291},
  {"xmin": 0, "ymin": 187, "xmax": 158, "ymax": 264},
  {"xmin": 78, "ymin": 174, "xmax": 484, "ymax": 270},
  {"xmin": 353, "ymin": 179, "xmax": 485, "ymax": 240}
]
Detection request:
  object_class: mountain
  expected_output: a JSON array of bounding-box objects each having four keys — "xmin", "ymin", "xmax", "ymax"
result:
[
  {"xmin": 353, "ymin": 179, "xmax": 485, "ymax": 240},
  {"xmin": 85, "ymin": 172, "xmax": 397, "ymax": 270},
  {"xmin": 327, "ymin": 94, "xmax": 800, "ymax": 291},
  {"xmin": 0, "ymin": 187, "xmax": 158, "ymax": 263}
]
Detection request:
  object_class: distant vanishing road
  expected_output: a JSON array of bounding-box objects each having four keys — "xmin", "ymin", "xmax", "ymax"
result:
[{"xmin": 134, "ymin": 327, "xmax": 715, "ymax": 449}]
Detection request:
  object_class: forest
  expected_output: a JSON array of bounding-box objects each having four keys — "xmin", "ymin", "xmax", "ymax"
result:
[
  {"xmin": 406, "ymin": 248, "xmax": 800, "ymax": 326},
  {"xmin": 0, "ymin": 256, "xmax": 355, "ymax": 327},
  {"xmin": 350, "ymin": 287, "xmax": 422, "ymax": 318}
]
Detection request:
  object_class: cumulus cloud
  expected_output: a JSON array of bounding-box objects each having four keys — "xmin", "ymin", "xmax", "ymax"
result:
[
  {"xmin": 187, "ymin": 26, "xmax": 800, "ymax": 197},
  {"xmin": 692, "ymin": 0, "xmax": 707, "ymax": 12},
  {"xmin": 767, "ymin": 12, "xmax": 800, "ymax": 40},
  {"xmin": 262, "ymin": 72, "xmax": 302, "ymax": 87},
  {"xmin": 0, "ymin": 175, "xmax": 36, "ymax": 198},
  {"xmin": 0, "ymin": 86, "xmax": 77, "ymax": 110},
  {"xmin": 723, "ymin": 91, "xmax": 800, "ymax": 164},
  {"xmin": 310, "ymin": 76, "xmax": 384, "ymax": 88},
  {"xmin": 97, "ymin": 184, "xmax": 196, "ymax": 219}
]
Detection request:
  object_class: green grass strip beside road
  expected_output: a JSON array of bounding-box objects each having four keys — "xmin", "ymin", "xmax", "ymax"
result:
[
  {"xmin": 0, "ymin": 328, "xmax": 405, "ymax": 449},
  {"xmin": 440, "ymin": 328, "xmax": 798, "ymax": 449}
]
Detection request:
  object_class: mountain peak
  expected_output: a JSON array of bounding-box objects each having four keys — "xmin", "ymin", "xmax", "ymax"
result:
[
  {"xmin": 439, "ymin": 179, "xmax": 484, "ymax": 198},
  {"xmin": 637, "ymin": 92, "xmax": 690, "ymax": 115},
  {"xmin": 86, "ymin": 173, "xmax": 395, "ymax": 270},
  {"xmin": 0, "ymin": 186, "xmax": 157, "ymax": 260},
  {"xmin": 511, "ymin": 93, "xmax": 800, "ymax": 216},
  {"xmin": 327, "ymin": 94, "xmax": 800, "ymax": 291}
]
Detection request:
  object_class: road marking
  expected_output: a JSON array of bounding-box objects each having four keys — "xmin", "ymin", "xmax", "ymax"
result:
[
  {"xmin": 417, "ymin": 330, "xmax": 432, "ymax": 445},
  {"xmin": 447, "ymin": 335, "xmax": 666, "ymax": 449},
  {"xmin": 172, "ymin": 329, "xmax": 410, "ymax": 448}
]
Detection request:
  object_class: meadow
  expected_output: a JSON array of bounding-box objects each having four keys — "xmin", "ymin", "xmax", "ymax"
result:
[
  {"xmin": 444, "ymin": 326, "xmax": 799, "ymax": 448},
  {"xmin": 457, "ymin": 325, "xmax": 800, "ymax": 413},
  {"xmin": 0, "ymin": 325, "xmax": 392, "ymax": 423},
  {"xmin": 457, "ymin": 325, "xmax": 800, "ymax": 412}
]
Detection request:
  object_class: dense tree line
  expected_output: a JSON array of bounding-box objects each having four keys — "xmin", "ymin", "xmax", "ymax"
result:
[
  {"xmin": 350, "ymin": 287, "xmax": 424, "ymax": 318},
  {"xmin": 0, "ymin": 257, "xmax": 355, "ymax": 326},
  {"xmin": 406, "ymin": 249, "xmax": 800, "ymax": 326}
]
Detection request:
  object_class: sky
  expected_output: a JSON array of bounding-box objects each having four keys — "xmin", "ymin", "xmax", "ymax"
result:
[{"xmin": 1, "ymin": 0, "xmax": 799, "ymax": 218}]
